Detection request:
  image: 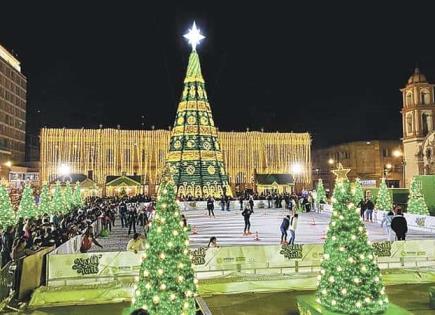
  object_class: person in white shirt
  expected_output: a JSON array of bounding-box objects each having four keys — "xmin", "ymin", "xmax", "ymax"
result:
[
  {"xmin": 288, "ymin": 214, "xmax": 298, "ymax": 245},
  {"xmin": 126, "ymin": 233, "xmax": 144, "ymax": 254}
]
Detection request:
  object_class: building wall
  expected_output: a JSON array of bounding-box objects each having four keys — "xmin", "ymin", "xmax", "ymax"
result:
[
  {"xmin": 40, "ymin": 128, "xmax": 311, "ymax": 190},
  {"xmin": 0, "ymin": 44, "xmax": 27, "ymax": 178},
  {"xmin": 312, "ymin": 140, "xmax": 403, "ymax": 190}
]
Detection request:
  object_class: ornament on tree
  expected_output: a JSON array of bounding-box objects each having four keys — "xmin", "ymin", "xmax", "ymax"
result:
[
  {"xmin": 131, "ymin": 164, "xmax": 197, "ymax": 314},
  {"xmin": 317, "ymin": 171, "xmax": 388, "ymax": 314},
  {"xmin": 0, "ymin": 182, "xmax": 15, "ymax": 228},
  {"xmin": 407, "ymin": 177, "xmax": 430, "ymax": 215},
  {"xmin": 38, "ymin": 183, "xmax": 52, "ymax": 216},
  {"xmin": 376, "ymin": 178, "xmax": 393, "ymax": 211},
  {"xmin": 17, "ymin": 184, "xmax": 37, "ymax": 219},
  {"xmin": 51, "ymin": 181, "xmax": 67, "ymax": 214}
]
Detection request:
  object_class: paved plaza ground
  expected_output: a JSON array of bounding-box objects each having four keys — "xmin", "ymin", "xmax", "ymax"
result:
[{"xmin": 91, "ymin": 207, "xmax": 435, "ymax": 252}]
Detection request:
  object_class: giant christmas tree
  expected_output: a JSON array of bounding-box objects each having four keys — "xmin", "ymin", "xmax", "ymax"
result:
[
  {"xmin": 0, "ymin": 183, "xmax": 15, "ymax": 228},
  {"xmin": 407, "ymin": 177, "xmax": 430, "ymax": 215},
  {"xmin": 166, "ymin": 22, "xmax": 231, "ymax": 198},
  {"xmin": 131, "ymin": 165, "xmax": 197, "ymax": 314},
  {"xmin": 317, "ymin": 163, "xmax": 388, "ymax": 314}
]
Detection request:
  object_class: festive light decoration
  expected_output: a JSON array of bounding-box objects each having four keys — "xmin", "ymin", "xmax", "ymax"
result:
[
  {"xmin": 132, "ymin": 166, "xmax": 197, "ymax": 314},
  {"xmin": 63, "ymin": 181, "xmax": 74, "ymax": 210},
  {"xmin": 376, "ymin": 178, "xmax": 393, "ymax": 211},
  {"xmin": 317, "ymin": 175, "xmax": 388, "ymax": 313},
  {"xmin": 315, "ymin": 178, "xmax": 327, "ymax": 205},
  {"xmin": 352, "ymin": 177, "xmax": 364, "ymax": 206},
  {"xmin": 407, "ymin": 177, "xmax": 430, "ymax": 215},
  {"xmin": 51, "ymin": 181, "xmax": 67, "ymax": 214},
  {"xmin": 331, "ymin": 163, "xmax": 351, "ymax": 182},
  {"xmin": 183, "ymin": 21, "xmax": 205, "ymax": 51},
  {"xmin": 0, "ymin": 183, "xmax": 15, "ymax": 228},
  {"xmin": 17, "ymin": 184, "xmax": 37, "ymax": 219},
  {"xmin": 73, "ymin": 182, "xmax": 84, "ymax": 208},
  {"xmin": 38, "ymin": 183, "xmax": 52, "ymax": 216}
]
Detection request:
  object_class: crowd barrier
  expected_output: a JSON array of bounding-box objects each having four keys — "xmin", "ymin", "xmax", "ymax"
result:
[{"xmin": 46, "ymin": 239, "xmax": 435, "ymax": 287}]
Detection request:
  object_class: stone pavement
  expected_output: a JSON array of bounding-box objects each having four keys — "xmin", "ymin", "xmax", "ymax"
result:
[{"xmin": 90, "ymin": 207, "xmax": 435, "ymax": 252}]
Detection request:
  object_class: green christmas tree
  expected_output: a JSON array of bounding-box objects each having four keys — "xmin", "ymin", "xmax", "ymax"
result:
[
  {"xmin": 375, "ymin": 178, "xmax": 393, "ymax": 211},
  {"xmin": 17, "ymin": 184, "xmax": 37, "ymax": 219},
  {"xmin": 407, "ymin": 177, "xmax": 430, "ymax": 215},
  {"xmin": 166, "ymin": 22, "xmax": 231, "ymax": 198},
  {"xmin": 63, "ymin": 181, "xmax": 74, "ymax": 212},
  {"xmin": 0, "ymin": 183, "xmax": 15, "ymax": 228},
  {"xmin": 51, "ymin": 181, "xmax": 66, "ymax": 214},
  {"xmin": 131, "ymin": 166, "xmax": 197, "ymax": 314},
  {"xmin": 317, "ymin": 163, "xmax": 388, "ymax": 314},
  {"xmin": 352, "ymin": 177, "xmax": 365, "ymax": 206},
  {"xmin": 73, "ymin": 182, "xmax": 84, "ymax": 208},
  {"xmin": 38, "ymin": 183, "xmax": 52, "ymax": 216},
  {"xmin": 315, "ymin": 178, "xmax": 327, "ymax": 205}
]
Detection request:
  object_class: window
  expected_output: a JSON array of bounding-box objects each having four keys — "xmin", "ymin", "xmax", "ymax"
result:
[
  {"xmin": 421, "ymin": 89, "xmax": 431, "ymax": 105},
  {"xmin": 406, "ymin": 92, "xmax": 413, "ymax": 106}
]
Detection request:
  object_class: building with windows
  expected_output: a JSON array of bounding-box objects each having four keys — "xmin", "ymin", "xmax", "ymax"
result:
[
  {"xmin": 39, "ymin": 128, "xmax": 311, "ymax": 195},
  {"xmin": 0, "ymin": 44, "xmax": 27, "ymax": 179},
  {"xmin": 312, "ymin": 140, "xmax": 403, "ymax": 191}
]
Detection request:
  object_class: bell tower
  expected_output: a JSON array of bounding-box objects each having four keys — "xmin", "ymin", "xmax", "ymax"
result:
[{"xmin": 401, "ymin": 67, "xmax": 435, "ymax": 186}]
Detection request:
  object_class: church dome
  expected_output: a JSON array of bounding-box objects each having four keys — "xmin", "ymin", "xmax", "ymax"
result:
[{"xmin": 408, "ymin": 67, "xmax": 427, "ymax": 84}]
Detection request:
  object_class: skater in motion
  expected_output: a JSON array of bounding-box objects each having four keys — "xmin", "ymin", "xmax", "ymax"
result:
[
  {"xmin": 280, "ymin": 215, "xmax": 291, "ymax": 244},
  {"xmin": 242, "ymin": 203, "xmax": 253, "ymax": 235}
]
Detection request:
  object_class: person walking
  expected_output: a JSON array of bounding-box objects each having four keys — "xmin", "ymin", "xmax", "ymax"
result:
[
  {"xmin": 128, "ymin": 207, "xmax": 138, "ymax": 235},
  {"xmin": 364, "ymin": 197, "xmax": 375, "ymax": 222},
  {"xmin": 241, "ymin": 205, "xmax": 252, "ymax": 235},
  {"xmin": 239, "ymin": 195, "xmax": 244, "ymax": 210},
  {"xmin": 381, "ymin": 209, "xmax": 395, "ymax": 241},
  {"xmin": 288, "ymin": 214, "xmax": 298, "ymax": 245},
  {"xmin": 267, "ymin": 193, "xmax": 272, "ymax": 208},
  {"xmin": 391, "ymin": 208, "xmax": 408, "ymax": 240},
  {"xmin": 220, "ymin": 195, "xmax": 225, "ymax": 211},
  {"xmin": 207, "ymin": 196, "xmax": 215, "ymax": 218},
  {"xmin": 248, "ymin": 195, "xmax": 254, "ymax": 213},
  {"xmin": 358, "ymin": 197, "xmax": 366, "ymax": 219},
  {"xmin": 225, "ymin": 195, "xmax": 231, "ymax": 211},
  {"xmin": 280, "ymin": 215, "xmax": 291, "ymax": 244}
]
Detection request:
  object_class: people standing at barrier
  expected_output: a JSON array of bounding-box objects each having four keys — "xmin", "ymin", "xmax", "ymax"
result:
[
  {"xmin": 80, "ymin": 228, "xmax": 103, "ymax": 253},
  {"xmin": 11, "ymin": 237, "xmax": 35, "ymax": 260},
  {"xmin": 381, "ymin": 209, "xmax": 395, "ymax": 241},
  {"xmin": 280, "ymin": 215, "xmax": 291, "ymax": 244},
  {"xmin": 207, "ymin": 236, "xmax": 218, "ymax": 248},
  {"xmin": 242, "ymin": 204, "xmax": 253, "ymax": 235},
  {"xmin": 207, "ymin": 196, "xmax": 215, "ymax": 218},
  {"xmin": 391, "ymin": 208, "xmax": 408, "ymax": 240},
  {"xmin": 127, "ymin": 233, "xmax": 145, "ymax": 253},
  {"xmin": 288, "ymin": 213, "xmax": 298, "ymax": 245}
]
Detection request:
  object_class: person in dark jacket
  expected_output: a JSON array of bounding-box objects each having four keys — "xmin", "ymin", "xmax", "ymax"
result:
[
  {"xmin": 119, "ymin": 202, "xmax": 127, "ymax": 228},
  {"xmin": 207, "ymin": 196, "xmax": 215, "ymax": 218},
  {"xmin": 280, "ymin": 215, "xmax": 291, "ymax": 244},
  {"xmin": 128, "ymin": 208, "xmax": 138, "ymax": 235},
  {"xmin": 241, "ymin": 205, "xmax": 252, "ymax": 235},
  {"xmin": 391, "ymin": 208, "xmax": 408, "ymax": 240},
  {"xmin": 358, "ymin": 198, "xmax": 366, "ymax": 219},
  {"xmin": 364, "ymin": 197, "xmax": 375, "ymax": 222},
  {"xmin": 1, "ymin": 226, "xmax": 15, "ymax": 267}
]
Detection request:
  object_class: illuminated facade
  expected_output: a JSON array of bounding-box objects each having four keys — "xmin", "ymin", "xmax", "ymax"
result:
[
  {"xmin": 0, "ymin": 44, "xmax": 27, "ymax": 178},
  {"xmin": 40, "ymin": 128, "xmax": 311, "ymax": 193}
]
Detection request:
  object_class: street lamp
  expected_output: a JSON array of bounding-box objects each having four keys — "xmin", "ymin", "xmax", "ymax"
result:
[
  {"xmin": 328, "ymin": 158, "xmax": 335, "ymax": 165},
  {"xmin": 4, "ymin": 161, "xmax": 12, "ymax": 168},
  {"xmin": 58, "ymin": 163, "xmax": 72, "ymax": 182}
]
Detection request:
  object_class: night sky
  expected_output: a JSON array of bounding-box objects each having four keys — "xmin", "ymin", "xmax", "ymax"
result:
[{"xmin": 1, "ymin": 2, "xmax": 435, "ymax": 148}]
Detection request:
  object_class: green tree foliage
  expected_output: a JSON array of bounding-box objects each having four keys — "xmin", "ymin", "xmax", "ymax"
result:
[
  {"xmin": 0, "ymin": 183, "xmax": 15, "ymax": 228},
  {"xmin": 407, "ymin": 177, "xmax": 430, "ymax": 215},
  {"xmin": 38, "ymin": 183, "xmax": 51, "ymax": 216},
  {"xmin": 375, "ymin": 178, "xmax": 393, "ymax": 211},
  {"xmin": 17, "ymin": 184, "xmax": 37, "ymax": 219}
]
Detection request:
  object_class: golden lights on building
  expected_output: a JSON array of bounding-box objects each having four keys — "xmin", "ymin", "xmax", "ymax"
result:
[{"xmin": 40, "ymin": 128, "xmax": 311, "ymax": 192}]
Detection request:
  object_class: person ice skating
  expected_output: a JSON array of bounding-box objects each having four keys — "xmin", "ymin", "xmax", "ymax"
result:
[
  {"xmin": 391, "ymin": 208, "xmax": 408, "ymax": 240},
  {"xmin": 381, "ymin": 208, "xmax": 395, "ymax": 241},
  {"xmin": 127, "ymin": 233, "xmax": 144, "ymax": 254},
  {"xmin": 207, "ymin": 236, "xmax": 218, "ymax": 248},
  {"xmin": 242, "ymin": 204, "xmax": 252, "ymax": 235},
  {"xmin": 248, "ymin": 195, "xmax": 254, "ymax": 212},
  {"xmin": 288, "ymin": 213, "xmax": 298, "ymax": 245},
  {"xmin": 280, "ymin": 215, "xmax": 291, "ymax": 244},
  {"xmin": 207, "ymin": 196, "xmax": 215, "ymax": 218}
]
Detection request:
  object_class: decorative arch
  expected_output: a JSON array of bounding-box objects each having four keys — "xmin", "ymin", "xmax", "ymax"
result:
[
  {"xmin": 420, "ymin": 88, "xmax": 431, "ymax": 105},
  {"xmin": 406, "ymin": 92, "xmax": 413, "ymax": 106},
  {"xmin": 421, "ymin": 132, "xmax": 435, "ymax": 175}
]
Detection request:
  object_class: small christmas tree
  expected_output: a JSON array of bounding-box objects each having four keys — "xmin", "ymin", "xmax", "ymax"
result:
[
  {"xmin": 38, "ymin": 183, "xmax": 52, "ymax": 216},
  {"xmin": 375, "ymin": 178, "xmax": 393, "ymax": 211},
  {"xmin": 315, "ymin": 178, "xmax": 327, "ymax": 205},
  {"xmin": 73, "ymin": 182, "xmax": 84, "ymax": 208},
  {"xmin": 317, "ymin": 164, "xmax": 388, "ymax": 314},
  {"xmin": 407, "ymin": 177, "xmax": 430, "ymax": 215},
  {"xmin": 17, "ymin": 184, "xmax": 37, "ymax": 219},
  {"xmin": 51, "ymin": 181, "xmax": 66, "ymax": 214},
  {"xmin": 352, "ymin": 177, "xmax": 365, "ymax": 206},
  {"xmin": 0, "ymin": 183, "xmax": 15, "ymax": 228},
  {"xmin": 63, "ymin": 181, "xmax": 74, "ymax": 212},
  {"xmin": 131, "ymin": 165, "xmax": 197, "ymax": 314}
]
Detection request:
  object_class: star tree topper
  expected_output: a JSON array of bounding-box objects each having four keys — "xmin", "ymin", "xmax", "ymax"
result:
[
  {"xmin": 183, "ymin": 21, "xmax": 205, "ymax": 51},
  {"xmin": 332, "ymin": 163, "xmax": 351, "ymax": 181}
]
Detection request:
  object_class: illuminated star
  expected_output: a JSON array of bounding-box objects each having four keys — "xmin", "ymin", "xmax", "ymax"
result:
[
  {"xmin": 183, "ymin": 21, "xmax": 205, "ymax": 51},
  {"xmin": 332, "ymin": 163, "xmax": 351, "ymax": 181}
]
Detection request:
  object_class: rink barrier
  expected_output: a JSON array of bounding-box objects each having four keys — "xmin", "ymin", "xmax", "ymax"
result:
[{"xmin": 46, "ymin": 239, "xmax": 435, "ymax": 287}]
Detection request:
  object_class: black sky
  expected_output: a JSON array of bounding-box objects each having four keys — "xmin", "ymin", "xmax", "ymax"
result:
[{"xmin": 1, "ymin": 1, "xmax": 435, "ymax": 148}]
